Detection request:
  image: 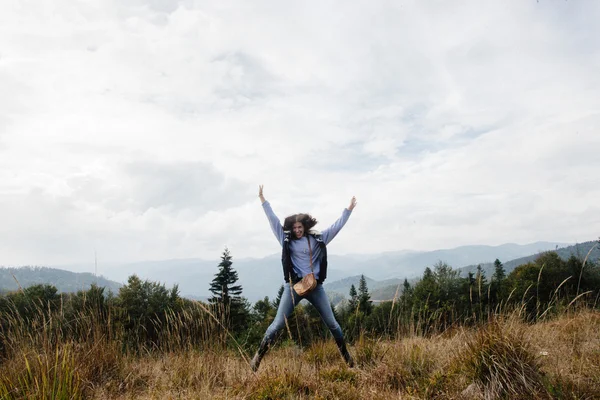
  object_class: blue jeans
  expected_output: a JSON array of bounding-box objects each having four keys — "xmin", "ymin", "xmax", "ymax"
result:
[{"xmin": 263, "ymin": 283, "xmax": 344, "ymax": 345}]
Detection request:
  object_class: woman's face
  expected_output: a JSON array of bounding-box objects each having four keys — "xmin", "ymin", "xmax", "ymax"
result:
[{"xmin": 292, "ymin": 222, "xmax": 305, "ymax": 239}]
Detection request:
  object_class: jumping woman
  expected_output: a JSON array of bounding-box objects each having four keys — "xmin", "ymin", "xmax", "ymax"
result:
[{"xmin": 250, "ymin": 185, "xmax": 357, "ymax": 371}]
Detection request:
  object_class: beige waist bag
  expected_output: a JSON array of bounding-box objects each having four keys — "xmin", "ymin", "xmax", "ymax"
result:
[{"xmin": 293, "ymin": 238, "xmax": 317, "ymax": 296}]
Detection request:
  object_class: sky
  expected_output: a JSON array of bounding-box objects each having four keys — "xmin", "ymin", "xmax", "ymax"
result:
[{"xmin": 1, "ymin": 0, "xmax": 599, "ymax": 267}]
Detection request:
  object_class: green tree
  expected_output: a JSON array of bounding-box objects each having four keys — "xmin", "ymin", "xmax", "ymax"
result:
[
  {"xmin": 412, "ymin": 267, "xmax": 439, "ymax": 309},
  {"xmin": 364, "ymin": 300, "xmax": 401, "ymax": 336},
  {"xmin": 397, "ymin": 278, "xmax": 414, "ymax": 332},
  {"xmin": 475, "ymin": 264, "xmax": 487, "ymax": 285},
  {"xmin": 402, "ymin": 278, "xmax": 411, "ymax": 295},
  {"xmin": 209, "ymin": 247, "xmax": 249, "ymax": 332},
  {"xmin": 493, "ymin": 259, "xmax": 506, "ymax": 282},
  {"xmin": 65, "ymin": 284, "xmax": 109, "ymax": 340},
  {"xmin": 437, "ymin": 262, "xmax": 461, "ymax": 318},
  {"xmin": 465, "ymin": 271, "xmax": 477, "ymax": 319},
  {"xmin": 272, "ymin": 285, "xmax": 284, "ymax": 309},
  {"xmin": 411, "ymin": 264, "xmax": 462, "ymax": 333},
  {"xmin": 490, "ymin": 259, "xmax": 506, "ymax": 307},
  {"xmin": 358, "ymin": 275, "xmax": 373, "ymax": 315},
  {"xmin": 69, "ymin": 283, "xmax": 106, "ymax": 314},
  {"xmin": 504, "ymin": 252, "xmax": 580, "ymax": 320},
  {"xmin": 474, "ymin": 264, "xmax": 489, "ymax": 318},
  {"xmin": 348, "ymin": 284, "xmax": 358, "ymax": 312},
  {"xmin": 5, "ymin": 284, "xmax": 60, "ymax": 321},
  {"xmin": 117, "ymin": 274, "xmax": 180, "ymax": 350},
  {"xmin": 253, "ymin": 296, "xmax": 273, "ymax": 321}
]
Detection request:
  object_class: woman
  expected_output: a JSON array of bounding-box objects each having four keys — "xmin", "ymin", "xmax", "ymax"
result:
[{"xmin": 250, "ymin": 185, "xmax": 357, "ymax": 372}]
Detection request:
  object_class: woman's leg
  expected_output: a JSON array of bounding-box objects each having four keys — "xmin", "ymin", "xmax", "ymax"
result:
[
  {"xmin": 251, "ymin": 283, "xmax": 299, "ymax": 371},
  {"xmin": 305, "ymin": 284, "xmax": 354, "ymax": 367},
  {"xmin": 305, "ymin": 284, "xmax": 343, "ymax": 339}
]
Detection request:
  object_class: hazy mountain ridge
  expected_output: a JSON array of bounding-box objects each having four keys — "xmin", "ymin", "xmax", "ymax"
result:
[
  {"xmin": 361, "ymin": 241, "xmax": 599, "ymax": 302},
  {"xmin": 457, "ymin": 240, "xmax": 600, "ymax": 278},
  {"xmin": 366, "ymin": 241, "xmax": 571, "ymax": 280},
  {"xmin": 0, "ymin": 266, "xmax": 122, "ymax": 294},
  {"xmin": 2, "ymin": 240, "xmax": 585, "ymax": 303}
]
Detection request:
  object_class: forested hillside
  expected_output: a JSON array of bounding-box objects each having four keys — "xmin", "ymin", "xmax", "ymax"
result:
[{"xmin": 337, "ymin": 240, "xmax": 600, "ymax": 302}]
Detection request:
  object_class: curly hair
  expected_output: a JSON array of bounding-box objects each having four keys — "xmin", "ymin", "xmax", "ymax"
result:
[{"xmin": 283, "ymin": 213, "xmax": 318, "ymax": 238}]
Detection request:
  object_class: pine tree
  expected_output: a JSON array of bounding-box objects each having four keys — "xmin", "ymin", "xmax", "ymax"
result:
[
  {"xmin": 272, "ymin": 285, "xmax": 285, "ymax": 309},
  {"xmin": 398, "ymin": 278, "xmax": 413, "ymax": 315},
  {"xmin": 492, "ymin": 259, "xmax": 506, "ymax": 282},
  {"xmin": 209, "ymin": 247, "xmax": 248, "ymax": 331},
  {"xmin": 414, "ymin": 267, "xmax": 438, "ymax": 301},
  {"xmin": 348, "ymin": 284, "xmax": 358, "ymax": 312},
  {"xmin": 475, "ymin": 264, "xmax": 488, "ymax": 319},
  {"xmin": 467, "ymin": 271, "xmax": 476, "ymax": 303},
  {"xmin": 358, "ymin": 275, "xmax": 373, "ymax": 315},
  {"xmin": 402, "ymin": 278, "xmax": 411, "ymax": 293},
  {"xmin": 475, "ymin": 264, "xmax": 488, "ymax": 298},
  {"xmin": 252, "ymin": 296, "xmax": 272, "ymax": 321},
  {"xmin": 491, "ymin": 259, "xmax": 506, "ymax": 305},
  {"xmin": 475, "ymin": 264, "xmax": 487, "ymax": 284}
]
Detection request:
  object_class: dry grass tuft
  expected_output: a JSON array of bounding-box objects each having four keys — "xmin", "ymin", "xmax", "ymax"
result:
[
  {"xmin": 352, "ymin": 335, "xmax": 385, "ymax": 367},
  {"xmin": 304, "ymin": 340, "xmax": 341, "ymax": 366},
  {"xmin": 527, "ymin": 310, "xmax": 600, "ymax": 399},
  {"xmin": 246, "ymin": 367, "xmax": 313, "ymax": 399},
  {"xmin": 363, "ymin": 337, "xmax": 458, "ymax": 398},
  {"xmin": 319, "ymin": 366, "xmax": 357, "ymax": 384},
  {"xmin": 456, "ymin": 318, "xmax": 549, "ymax": 399}
]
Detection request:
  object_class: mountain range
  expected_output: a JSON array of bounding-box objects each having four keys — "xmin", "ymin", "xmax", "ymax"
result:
[{"xmin": 3, "ymin": 240, "xmax": 590, "ymax": 302}]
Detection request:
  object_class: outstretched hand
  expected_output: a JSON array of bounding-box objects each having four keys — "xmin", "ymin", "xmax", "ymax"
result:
[
  {"xmin": 258, "ymin": 185, "xmax": 266, "ymax": 203},
  {"xmin": 347, "ymin": 196, "xmax": 357, "ymax": 211}
]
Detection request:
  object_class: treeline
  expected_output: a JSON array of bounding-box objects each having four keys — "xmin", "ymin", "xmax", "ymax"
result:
[
  {"xmin": 339, "ymin": 251, "xmax": 600, "ymax": 339},
  {"xmin": 242, "ymin": 248, "xmax": 600, "ymax": 346},
  {"xmin": 1, "ymin": 245, "xmax": 599, "ymax": 357}
]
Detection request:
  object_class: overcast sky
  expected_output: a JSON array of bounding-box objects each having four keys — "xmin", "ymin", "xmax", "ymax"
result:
[{"xmin": 1, "ymin": 0, "xmax": 599, "ymax": 267}]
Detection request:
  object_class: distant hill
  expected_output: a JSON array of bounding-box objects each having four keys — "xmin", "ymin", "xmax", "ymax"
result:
[
  {"xmin": 370, "ymin": 282, "xmax": 410, "ymax": 302},
  {"xmin": 326, "ymin": 241, "xmax": 598, "ymax": 303},
  {"xmin": 327, "ymin": 277, "xmax": 418, "ymax": 304},
  {"xmin": 324, "ymin": 275, "xmax": 377, "ymax": 293},
  {"xmin": 457, "ymin": 240, "xmax": 600, "ymax": 277},
  {"xmin": 324, "ymin": 275, "xmax": 404, "ymax": 300},
  {"xmin": 355, "ymin": 241, "xmax": 570, "ymax": 280},
  {"xmin": 0, "ymin": 266, "xmax": 122, "ymax": 294}
]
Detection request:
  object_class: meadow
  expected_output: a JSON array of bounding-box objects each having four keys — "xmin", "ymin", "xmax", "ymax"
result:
[
  {"xmin": 1, "ymin": 246, "xmax": 599, "ymax": 399},
  {"xmin": 0, "ymin": 294, "xmax": 598, "ymax": 399}
]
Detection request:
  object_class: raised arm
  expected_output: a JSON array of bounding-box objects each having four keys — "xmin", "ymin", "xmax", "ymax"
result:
[
  {"xmin": 259, "ymin": 185, "xmax": 285, "ymax": 246},
  {"xmin": 321, "ymin": 196, "xmax": 357, "ymax": 245}
]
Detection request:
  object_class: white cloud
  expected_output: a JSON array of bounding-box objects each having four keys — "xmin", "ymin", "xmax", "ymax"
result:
[{"xmin": 0, "ymin": 0, "xmax": 599, "ymax": 266}]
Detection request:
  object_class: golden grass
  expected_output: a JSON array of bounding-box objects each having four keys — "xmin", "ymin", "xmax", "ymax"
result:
[
  {"xmin": 1, "ymin": 310, "xmax": 599, "ymax": 399},
  {"xmin": 526, "ymin": 311, "xmax": 600, "ymax": 398}
]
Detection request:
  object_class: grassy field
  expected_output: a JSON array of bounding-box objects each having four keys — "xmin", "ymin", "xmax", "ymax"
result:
[{"xmin": 0, "ymin": 306, "xmax": 599, "ymax": 399}]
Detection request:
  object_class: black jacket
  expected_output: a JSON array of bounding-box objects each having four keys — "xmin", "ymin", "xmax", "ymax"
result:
[{"xmin": 281, "ymin": 232, "xmax": 328, "ymax": 284}]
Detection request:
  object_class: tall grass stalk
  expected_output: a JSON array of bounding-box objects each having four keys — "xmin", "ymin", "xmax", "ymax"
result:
[{"xmin": 577, "ymin": 240, "xmax": 599, "ymax": 296}]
